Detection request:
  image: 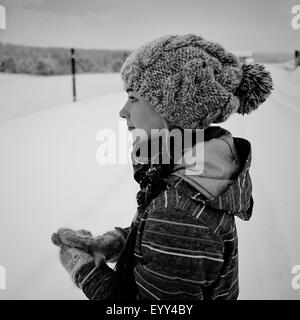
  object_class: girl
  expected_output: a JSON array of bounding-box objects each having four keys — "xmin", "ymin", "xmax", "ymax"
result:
[{"xmin": 52, "ymin": 33, "xmax": 273, "ymax": 300}]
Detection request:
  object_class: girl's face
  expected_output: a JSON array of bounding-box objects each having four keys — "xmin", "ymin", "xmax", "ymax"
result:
[{"xmin": 119, "ymin": 89, "xmax": 168, "ymax": 136}]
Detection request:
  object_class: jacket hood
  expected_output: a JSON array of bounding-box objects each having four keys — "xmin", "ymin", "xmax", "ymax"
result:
[{"xmin": 162, "ymin": 126, "xmax": 254, "ymax": 221}]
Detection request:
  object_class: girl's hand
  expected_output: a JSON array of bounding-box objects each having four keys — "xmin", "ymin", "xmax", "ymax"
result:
[
  {"xmin": 51, "ymin": 226, "xmax": 129, "ymax": 264},
  {"xmin": 58, "ymin": 244, "xmax": 97, "ymax": 285},
  {"xmin": 52, "ymin": 228, "xmax": 94, "ymax": 253}
]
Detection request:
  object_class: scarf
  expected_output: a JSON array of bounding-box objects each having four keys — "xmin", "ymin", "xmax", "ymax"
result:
[{"xmin": 106, "ymin": 125, "xmax": 228, "ymax": 300}]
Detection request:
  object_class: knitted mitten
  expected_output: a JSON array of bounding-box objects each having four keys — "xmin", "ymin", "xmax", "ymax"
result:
[
  {"xmin": 55, "ymin": 228, "xmax": 94, "ymax": 252},
  {"xmin": 93, "ymin": 227, "xmax": 129, "ymax": 263},
  {"xmin": 54, "ymin": 227, "xmax": 129, "ymax": 264},
  {"xmin": 51, "ymin": 233, "xmax": 104, "ymax": 285}
]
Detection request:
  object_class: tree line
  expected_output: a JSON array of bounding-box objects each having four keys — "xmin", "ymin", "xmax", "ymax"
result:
[
  {"xmin": 0, "ymin": 42, "xmax": 131, "ymax": 75},
  {"xmin": 0, "ymin": 42, "xmax": 293, "ymax": 75}
]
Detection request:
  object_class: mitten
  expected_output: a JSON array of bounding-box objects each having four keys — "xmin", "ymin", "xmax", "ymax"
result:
[
  {"xmin": 53, "ymin": 227, "xmax": 128, "ymax": 264},
  {"xmin": 55, "ymin": 228, "xmax": 94, "ymax": 253},
  {"xmin": 51, "ymin": 233, "xmax": 106, "ymax": 285},
  {"xmin": 93, "ymin": 227, "xmax": 128, "ymax": 263}
]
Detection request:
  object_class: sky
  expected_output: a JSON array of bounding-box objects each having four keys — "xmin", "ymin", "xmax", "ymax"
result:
[{"xmin": 0, "ymin": 0, "xmax": 299, "ymax": 52}]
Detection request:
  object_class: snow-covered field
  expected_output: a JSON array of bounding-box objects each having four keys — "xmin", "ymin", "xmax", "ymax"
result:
[
  {"xmin": 0, "ymin": 63, "xmax": 299, "ymax": 299},
  {"xmin": 0, "ymin": 72, "xmax": 123, "ymax": 122}
]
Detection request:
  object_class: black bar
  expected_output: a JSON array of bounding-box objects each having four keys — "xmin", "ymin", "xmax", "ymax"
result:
[
  {"xmin": 295, "ymin": 50, "xmax": 300, "ymax": 68},
  {"xmin": 71, "ymin": 48, "xmax": 77, "ymax": 102}
]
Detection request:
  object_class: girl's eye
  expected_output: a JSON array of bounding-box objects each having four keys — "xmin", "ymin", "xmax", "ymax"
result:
[{"xmin": 129, "ymin": 96, "xmax": 136, "ymax": 103}]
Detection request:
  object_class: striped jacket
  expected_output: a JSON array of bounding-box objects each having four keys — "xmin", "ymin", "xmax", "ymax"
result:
[{"xmin": 77, "ymin": 136, "xmax": 253, "ymax": 300}]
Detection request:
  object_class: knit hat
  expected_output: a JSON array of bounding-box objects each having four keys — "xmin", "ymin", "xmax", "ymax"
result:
[{"xmin": 120, "ymin": 33, "xmax": 274, "ymax": 129}]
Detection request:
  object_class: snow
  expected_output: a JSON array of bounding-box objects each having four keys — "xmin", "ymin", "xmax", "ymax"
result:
[
  {"xmin": 0, "ymin": 63, "xmax": 300, "ymax": 299},
  {"xmin": 0, "ymin": 72, "xmax": 123, "ymax": 122}
]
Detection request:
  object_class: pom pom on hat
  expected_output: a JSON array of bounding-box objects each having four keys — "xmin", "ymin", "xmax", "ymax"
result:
[
  {"xmin": 120, "ymin": 34, "xmax": 274, "ymax": 129},
  {"xmin": 235, "ymin": 63, "xmax": 274, "ymax": 115}
]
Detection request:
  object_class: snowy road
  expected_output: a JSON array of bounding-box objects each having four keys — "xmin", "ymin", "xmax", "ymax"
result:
[
  {"xmin": 0, "ymin": 63, "xmax": 299, "ymax": 299},
  {"xmin": 224, "ymin": 64, "xmax": 300, "ymax": 299}
]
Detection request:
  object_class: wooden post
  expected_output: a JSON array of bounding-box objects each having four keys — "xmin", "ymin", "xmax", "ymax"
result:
[
  {"xmin": 295, "ymin": 50, "xmax": 300, "ymax": 68},
  {"xmin": 71, "ymin": 48, "xmax": 77, "ymax": 102}
]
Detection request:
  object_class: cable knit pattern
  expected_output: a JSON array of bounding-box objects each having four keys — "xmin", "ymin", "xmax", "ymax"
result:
[{"xmin": 120, "ymin": 33, "xmax": 273, "ymax": 129}]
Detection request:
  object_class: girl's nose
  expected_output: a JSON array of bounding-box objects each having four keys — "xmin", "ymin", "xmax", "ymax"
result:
[{"xmin": 119, "ymin": 104, "xmax": 128, "ymax": 119}]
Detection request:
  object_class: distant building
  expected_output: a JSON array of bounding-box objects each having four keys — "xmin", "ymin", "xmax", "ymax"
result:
[{"xmin": 233, "ymin": 51, "xmax": 254, "ymax": 64}]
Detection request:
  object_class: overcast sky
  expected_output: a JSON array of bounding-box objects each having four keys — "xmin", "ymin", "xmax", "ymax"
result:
[{"xmin": 0, "ymin": 0, "xmax": 299, "ymax": 52}]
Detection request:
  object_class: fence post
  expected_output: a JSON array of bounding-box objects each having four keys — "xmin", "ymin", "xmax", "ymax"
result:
[
  {"xmin": 295, "ymin": 50, "xmax": 300, "ymax": 68},
  {"xmin": 71, "ymin": 48, "xmax": 77, "ymax": 102}
]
